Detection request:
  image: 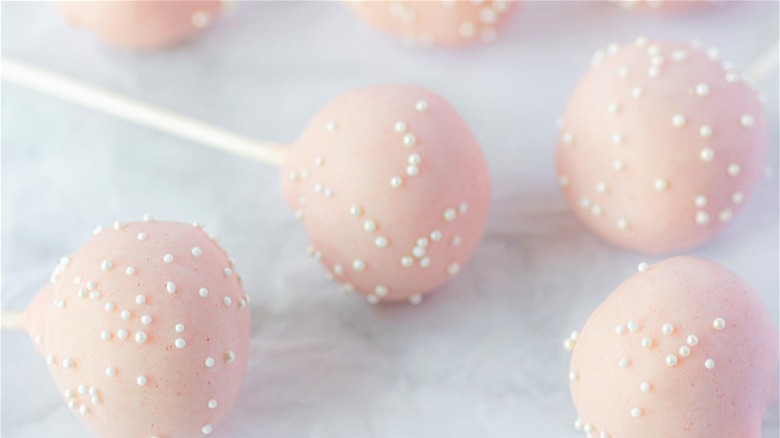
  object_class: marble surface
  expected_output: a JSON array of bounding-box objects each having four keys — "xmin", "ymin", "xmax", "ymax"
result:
[{"xmin": 1, "ymin": 1, "xmax": 778, "ymax": 437}]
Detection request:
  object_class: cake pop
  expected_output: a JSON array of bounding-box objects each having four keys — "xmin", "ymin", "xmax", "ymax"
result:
[
  {"xmin": 344, "ymin": 0, "xmax": 519, "ymax": 47},
  {"xmin": 0, "ymin": 60, "xmax": 491, "ymax": 304},
  {"xmin": 54, "ymin": 0, "xmax": 224, "ymax": 50},
  {"xmin": 556, "ymin": 38, "xmax": 767, "ymax": 253},
  {"xmin": 12, "ymin": 218, "xmax": 250, "ymax": 437},
  {"xmin": 565, "ymin": 257, "xmax": 778, "ymax": 437}
]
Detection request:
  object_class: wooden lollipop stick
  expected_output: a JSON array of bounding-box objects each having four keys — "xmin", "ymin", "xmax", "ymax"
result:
[
  {"xmin": 1, "ymin": 57, "xmax": 287, "ymax": 166},
  {"xmin": 745, "ymin": 41, "xmax": 779, "ymax": 85},
  {"xmin": 1, "ymin": 310, "xmax": 25, "ymax": 330}
]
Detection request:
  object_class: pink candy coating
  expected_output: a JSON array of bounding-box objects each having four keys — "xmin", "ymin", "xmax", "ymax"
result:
[
  {"xmin": 345, "ymin": 0, "xmax": 519, "ymax": 47},
  {"xmin": 568, "ymin": 256, "xmax": 778, "ymax": 437},
  {"xmin": 556, "ymin": 39, "xmax": 767, "ymax": 254},
  {"xmin": 24, "ymin": 220, "xmax": 250, "ymax": 437},
  {"xmin": 54, "ymin": 0, "xmax": 222, "ymax": 50},
  {"xmin": 281, "ymin": 85, "xmax": 491, "ymax": 304}
]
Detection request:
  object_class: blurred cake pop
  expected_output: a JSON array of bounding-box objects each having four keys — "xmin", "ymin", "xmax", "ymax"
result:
[
  {"xmin": 556, "ymin": 38, "xmax": 767, "ymax": 253},
  {"xmin": 21, "ymin": 218, "xmax": 250, "ymax": 437},
  {"xmin": 54, "ymin": 0, "xmax": 224, "ymax": 50},
  {"xmin": 344, "ymin": 0, "xmax": 519, "ymax": 47},
  {"xmin": 565, "ymin": 256, "xmax": 778, "ymax": 437},
  {"xmin": 282, "ymin": 84, "xmax": 491, "ymax": 304}
]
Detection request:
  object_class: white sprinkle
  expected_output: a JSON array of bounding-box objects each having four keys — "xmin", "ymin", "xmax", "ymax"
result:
[
  {"xmin": 640, "ymin": 382, "xmax": 651, "ymax": 393},
  {"xmin": 89, "ymin": 290, "xmax": 101, "ymax": 300},
  {"xmin": 223, "ymin": 296, "xmax": 232, "ymax": 306},
  {"xmin": 695, "ymin": 195, "xmax": 708, "ymax": 207},
  {"xmin": 447, "ymin": 262, "xmax": 460, "ymax": 275},
  {"xmin": 126, "ymin": 266, "xmax": 136, "ymax": 276},
  {"xmin": 113, "ymin": 221, "xmax": 124, "ymax": 230},
  {"xmin": 727, "ymin": 163, "xmax": 741, "ymax": 176},
  {"xmin": 374, "ymin": 285, "xmax": 388, "ymax": 297},
  {"xmin": 569, "ymin": 371, "xmax": 578, "ymax": 381},
  {"xmin": 631, "ymin": 407, "xmax": 642, "ymax": 418},
  {"xmin": 350, "ymin": 205, "xmax": 363, "ymax": 217},
  {"xmin": 394, "ymin": 121, "xmax": 407, "ymax": 133},
  {"xmin": 163, "ymin": 254, "xmax": 173, "ymax": 264},
  {"xmin": 406, "ymin": 165, "xmax": 420, "ymax": 176},
  {"xmin": 363, "ymin": 220, "xmax": 377, "ymax": 232},
  {"xmin": 326, "ymin": 121, "xmax": 336, "ymax": 132},
  {"xmin": 100, "ymin": 260, "xmax": 112, "ymax": 271},
  {"xmin": 409, "ymin": 294, "xmax": 423, "ymax": 305},
  {"xmin": 430, "ymin": 230, "xmax": 442, "ymax": 242},
  {"xmin": 166, "ymin": 281, "xmax": 176, "ymax": 294},
  {"xmin": 732, "ymin": 191, "xmax": 745, "ymax": 204},
  {"xmin": 352, "ymin": 259, "xmax": 365, "ymax": 271},
  {"xmin": 117, "ymin": 329, "xmax": 128, "ymax": 340},
  {"xmin": 627, "ymin": 321, "xmax": 639, "ymax": 332},
  {"xmin": 687, "ymin": 334, "xmax": 699, "ymax": 346},
  {"xmin": 403, "ymin": 133, "xmax": 416, "ymax": 147},
  {"xmin": 619, "ymin": 358, "xmax": 630, "ymax": 368},
  {"xmin": 654, "ymin": 178, "xmax": 669, "ymax": 191},
  {"xmin": 46, "ymin": 355, "xmax": 55, "ymax": 365},
  {"xmin": 616, "ymin": 218, "xmax": 628, "ymax": 230},
  {"xmin": 704, "ymin": 359, "xmax": 715, "ymax": 369},
  {"xmin": 679, "ymin": 345, "xmax": 691, "ymax": 357},
  {"xmin": 175, "ymin": 323, "xmax": 185, "ymax": 333},
  {"xmin": 134, "ymin": 331, "xmax": 148, "ymax": 344},
  {"xmin": 443, "ymin": 208, "xmax": 457, "ymax": 222},
  {"xmin": 591, "ymin": 204, "xmax": 603, "ymax": 216},
  {"xmin": 79, "ymin": 404, "xmax": 88, "ymax": 416},
  {"xmin": 613, "ymin": 160, "xmax": 624, "ymax": 171},
  {"xmin": 611, "ymin": 133, "xmax": 624, "ymax": 145},
  {"xmin": 86, "ymin": 281, "xmax": 96, "ymax": 291},
  {"xmin": 718, "ymin": 209, "xmax": 733, "ymax": 223},
  {"xmin": 672, "ymin": 114, "xmax": 686, "ymax": 127},
  {"xmin": 208, "ymin": 399, "xmax": 218, "ymax": 409},
  {"xmin": 631, "ymin": 87, "xmax": 643, "ymax": 98},
  {"xmin": 661, "ymin": 323, "xmax": 674, "ymax": 335},
  {"xmin": 375, "ymin": 236, "xmax": 389, "ymax": 248},
  {"xmin": 225, "ymin": 350, "xmax": 235, "ymax": 363},
  {"xmin": 618, "ymin": 66, "xmax": 630, "ymax": 78},
  {"xmin": 695, "ymin": 83, "xmax": 710, "ymax": 97},
  {"xmin": 419, "ymin": 257, "xmax": 431, "ymax": 268},
  {"xmin": 666, "ymin": 354, "xmax": 678, "ymax": 366},
  {"xmin": 417, "ymin": 237, "xmax": 429, "ymax": 248},
  {"xmin": 637, "ymin": 262, "xmax": 649, "ymax": 272},
  {"xmin": 713, "ymin": 317, "xmax": 726, "ymax": 330},
  {"xmin": 595, "ymin": 182, "xmax": 607, "ymax": 193},
  {"xmin": 699, "ymin": 125, "xmax": 713, "ymax": 137},
  {"xmin": 202, "ymin": 424, "xmax": 213, "ymax": 435},
  {"xmin": 696, "ymin": 210, "xmax": 710, "ymax": 225},
  {"xmin": 641, "ymin": 337, "xmax": 653, "ymax": 349},
  {"xmin": 333, "ymin": 264, "xmax": 344, "ymax": 276},
  {"xmin": 199, "ymin": 287, "xmax": 209, "ymax": 297},
  {"xmin": 615, "ymin": 325, "xmax": 626, "ymax": 335},
  {"xmin": 205, "ymin": 357, "xmax": 216, "ymax": 368},
  {"xmin": 62, "ymin": 357, "xmax": 74, "ymax": 368},
  {"xmin": 175, "ymin": 338, "xmax": 186, "ymax": 349},
  {"xmin": 192, "ymin": 247, "xmax": 202, "ymax": 257},
  {"xmin": 740, "ymin": 114, "xmax": 755, "ymax": 128},
  {"xmin": 121, "ymin": 309, "xmax": 131, "ymax": 320},
  {"xmin": 314, "ymin": 156, "xmax": 325, "ymax": 167},
  {"xmin": 562, "ymin": 132, "xmax": 574, "ymax": 145},
  {"xmin": 78, "ymin": 385, "xmax": 87, "ymax": 395},
  {"xmin": 412, "ymin": 246, "xmax": 426, "ymax": 258},
  {"xmin": 401, "ymin": 256, "xmax": 413, "ymax": 268},
  {"xmin": 451, "ymin": 235, "xmax": 462, "ymax": 247},
  {"xmin": 105, "ymin": 302, "xmax": 115, "ymax": 312},
  {"xmin": 390, "ymin": 177, "xmax": 403, "ymax": 188},
  {"xmin": 137, "ymin": 232, "xmax": 148, "ymax": 241},
  {"xmin": 700, "ymin": 148, "xmax": 715, "ymax": 162},
  {"xmin": 105, "ymin": 367, "xmax": 116, "ymax": 377},
  {"xmin": 136, "ymin": 376, "xmax": 147, "ymax": 386},
  {"xmin": 607, "ymin": 102, "xmax": 620, "ymax": 114},
  {"xmin": 101, "ymin": 330, "xmax": 112, "ymax": 341},
  {"xmin": 415, "ymin": 100, "xmax": 429, "ymax": 112}
]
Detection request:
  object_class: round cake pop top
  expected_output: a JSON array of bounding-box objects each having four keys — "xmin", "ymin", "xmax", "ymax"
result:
[
  {"xmin": 344, "ymin": 0, "xmax": 519, "ymax": 47},
  {"xmin": 556, "ymin": 38, "xmax": 767, "ymax": 254},
  {"xmin": 24, "ymin": 218, "xmax": 250, "ymax": 437},
  {"xmin": 54, "ymin": 0, "xmax": 223, "ymax": 50},
  {"xmin": 281, "ymin": 84, "xmax": 491, "ymax": 304},
  {"xmin": 566, "ymin": 257, "xmax": 778, "ymax": 437}
]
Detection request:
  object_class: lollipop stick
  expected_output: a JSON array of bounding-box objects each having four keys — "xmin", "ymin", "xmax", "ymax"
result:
[
  {"xmin": 744, "ymin": 41, "xmax": 779, "ymax": 85},
  {"xmin": 1, "ymin": 310, "xmax": 24, "ymax": 330},
  {"xmin": 1, "ymin": 57, "xmax": 287, "ymax": 166}
]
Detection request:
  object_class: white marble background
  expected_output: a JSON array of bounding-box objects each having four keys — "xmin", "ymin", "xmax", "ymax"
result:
[{"xmin": 1, "ymin": 1, "xmax": 778, "ymax": 437}]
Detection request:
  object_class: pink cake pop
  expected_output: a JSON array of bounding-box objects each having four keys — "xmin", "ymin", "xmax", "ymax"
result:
[
  {"xmin": 54, "ymin": 0, "xmax": 224, "ymax": 50},
  {"xmin": 344, "ymin": 0, "xmax": 519, "ymax": 47},
  {"xmin": 556, "ymin": 38, "xmax": 767, "ymax": 253},
  {"xmin": 19, "ymin": 218, "xmax": 250, "ymax": 437},
  {"xmin": 282, "ymin": 85, "xmax": 491, "ymax": 304},
  {"xmin": 565, "ymin": 257, "xmax": 778, "ymax": 437},
  {"xmin": 0, "ymin": 59, "xmax": 492, "ymax": 305}
]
